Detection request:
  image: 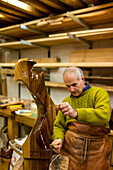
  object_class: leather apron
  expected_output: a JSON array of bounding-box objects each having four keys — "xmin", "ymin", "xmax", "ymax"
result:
[{"xmin": 61, "ymin": 122, "xmax": 111, "ymax": 170}]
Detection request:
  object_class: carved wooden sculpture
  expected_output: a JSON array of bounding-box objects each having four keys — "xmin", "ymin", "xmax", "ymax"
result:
[{"xmin": 15, "ymin": 58, "xmax": 57, "ymax": 170}]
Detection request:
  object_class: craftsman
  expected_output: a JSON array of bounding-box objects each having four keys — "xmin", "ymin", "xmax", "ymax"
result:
[{"xmin": 52, "ymin": 66, "xmax": 111, "ymax": 170}]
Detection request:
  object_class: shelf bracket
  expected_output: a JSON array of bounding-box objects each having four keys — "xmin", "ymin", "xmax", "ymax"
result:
[
  {"xmin": 67, "ymin": 12, "xmax": 91, "ymax": 29},
  {"xmin": 20, "ymin": 39, "xmax": 49, "ymax": 49},
  {"xmin": 20, "ymin": 39, "xmax": 37, "ymax": 47},
  {"xmin": 20, "ymin": 24, "xmax": 47, "ymax": 36},
  {"xmin": 67, "ymin": 32, "xmax": 91, "ymax": 47}
]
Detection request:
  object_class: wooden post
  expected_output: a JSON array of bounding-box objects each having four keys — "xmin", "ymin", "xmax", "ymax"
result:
[
  {"xmin": 8, "ymin": 117, "xmax": 19, "ymax": 140},
  {"xmin": 1, "ymin": 74, "xmax": 7, "ymax": 96}
]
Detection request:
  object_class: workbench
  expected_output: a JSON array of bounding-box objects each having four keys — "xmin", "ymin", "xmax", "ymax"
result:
[{"xmin": 0, "ymin": 108, "xmax": 36, "ymax": 140}]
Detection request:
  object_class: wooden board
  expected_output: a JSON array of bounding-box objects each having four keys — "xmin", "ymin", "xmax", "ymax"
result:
[
  {"xmin": 0, "ymin": 68, "xmax": 15, "ymax": 75},
  {"xmin": 0, "ymin": 101, "xmax": 24, "ymax": 108},
  {"xmin": 70, "ymin": 48, "xmax": 113, "ymax": 62},
  {"xmin": 45, "ymin": 81, "xmax": 66, "ymax": 88},
  {"xmin": 33, "ymin": 57, "xmax": 60, "ymax": 63},
  {"xmin": 9, "ymin": 57, "xmax": 60, "ymax": 64},
  {"xmin": 15, "ymin": 114, "xmax": 36, "ymax": 127},
  {"xmin": 1, "ymin": 62, "xmax": 113, "ymax": 68},
  {"xmin": 0, "ymin": 108, "xmax": 11, "ymax": 117}
]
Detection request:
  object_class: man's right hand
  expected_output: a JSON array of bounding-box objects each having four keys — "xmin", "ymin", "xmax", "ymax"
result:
[{"xmin": 51, "ymin": 138, "xmax": 62, "ymax": 153}]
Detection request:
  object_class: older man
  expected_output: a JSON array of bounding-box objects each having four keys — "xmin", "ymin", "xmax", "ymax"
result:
[{"xmin": 52, "ymin": 67, "xmax": 111, "ymax": 170}]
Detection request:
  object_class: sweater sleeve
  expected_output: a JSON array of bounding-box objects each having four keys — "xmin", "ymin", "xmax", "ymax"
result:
[
  {"xmin": 52, "ymin": 110, "xmax": 66, "ymax": 142},
  {"xmin": 76, "ymin": 88, "xmax": 111, "ymax": 127}
]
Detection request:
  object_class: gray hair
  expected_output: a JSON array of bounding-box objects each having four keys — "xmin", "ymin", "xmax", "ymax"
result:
[{"xmin": 63, "ymin": 67, "xmax": 84, "ymax": 81}]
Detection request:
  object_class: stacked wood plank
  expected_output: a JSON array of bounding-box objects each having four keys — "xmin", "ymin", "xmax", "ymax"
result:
[
  {"xmin": 0, "ymin": 2, "xmax": 113, "ymax": 40},
  {"xmin": 70, "ymin": 48, "xmax": 113, "ymax": 62},
  {"xmin": 70, "ymin": 48, "xmax": 113, "ymax": 87}
]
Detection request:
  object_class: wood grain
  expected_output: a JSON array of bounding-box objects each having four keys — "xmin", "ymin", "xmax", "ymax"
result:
[
  {"xmin": 15, "ymin": 58, "xmax": 57, "ymax": 169},
  {"xmin": 70, "ymin": 48, "xmax": 113, "ymax": 62}
]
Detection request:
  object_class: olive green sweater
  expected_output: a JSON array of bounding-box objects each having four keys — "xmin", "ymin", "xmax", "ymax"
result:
[{"xmin": 52, "ymin": 87, "xmax": 111, "ymax": 142}]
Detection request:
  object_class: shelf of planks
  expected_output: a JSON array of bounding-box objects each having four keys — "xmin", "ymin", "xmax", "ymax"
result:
[
  {"xmin": 0, "ymin": 27, "xmax": 113, "ymax": 49},
  {"xmin": 0, "ymin": 48, "xmax": 113, "ymax": 92},
  {"xmin": 1, "ymin": 69, "xmax": 113, "ymax": 92},
  {"xmin": 0, "ymin": 61, "xmax": 113, "ymax": 68},
  {"xmin": 0, "ymin": 2, "xmax": 113, "ymax": 48}
]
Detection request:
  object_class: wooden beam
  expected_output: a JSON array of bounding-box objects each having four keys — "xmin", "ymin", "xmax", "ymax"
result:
[
  {"xmin": 70, "ymin": 2, "xmax": 113, "ymax": 15},
  {"xmin": 0, "ymin": 19, "xmax": 11, "ymax": 26},
  {"xmin": 0, "ymin": 10, "xmax": 22, "ymax": 21},
  {"xmin": 0, "ymin": 12, "xmax": 19, "ymax": 22},
  {"xmin": 20, "ymin": 0, "xmax": 57, "ymax": 14},
  {"xmin": 76, "ymin": 7, "xmax": 113, "ymax": 19},
  {"xmin": 0, "ymin": 3, "xmax": 33, "ymax": 18},
  {"xmin": 80, "ymin": 0, "xmax": 91, "ymax": 6},
  {"xmin": 59, "ymin": 0, "xmax": 87, "ymax": 8},
  {"xmin": 39, "ymin": 0, "xmax": 72, "ymax": 11},
  {"xmin": 0, "ymin": 0, "xmax": 46, "ymax": 17}
]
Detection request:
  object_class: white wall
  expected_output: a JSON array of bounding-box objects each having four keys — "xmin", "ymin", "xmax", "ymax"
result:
[{"xmin": 50, "ymin": 43, "xmax": 87, "ymax": 104}]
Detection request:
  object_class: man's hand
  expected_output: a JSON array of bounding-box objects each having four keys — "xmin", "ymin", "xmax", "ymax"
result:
[
  {"xmin": 57, "ymin": 102, "xmax": 78, "ymax": 118},
  {"xmin": 51, "ymin": 138, "xmax": 62, "ymax": 153}
]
